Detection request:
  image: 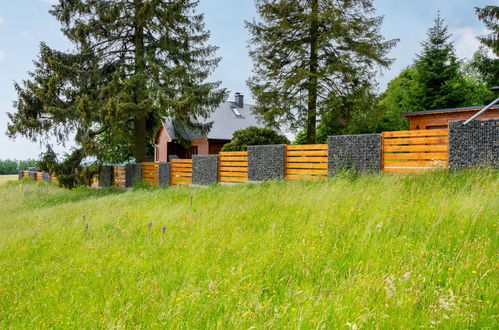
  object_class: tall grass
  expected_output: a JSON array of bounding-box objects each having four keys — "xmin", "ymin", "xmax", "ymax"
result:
[{"xmin": 0, "ymin": 170, "xmax": 497, "ymax": 328}]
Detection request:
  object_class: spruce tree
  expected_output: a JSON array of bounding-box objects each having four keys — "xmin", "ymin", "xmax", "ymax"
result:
[
  {"xmin": 246, "ymin": 0, "xmax": 397, "ymax": 143},
  {"xmin": 7, "ymin": 0, "xmax": 227, "ymax": 164},
  {"xmin": 412, "ymin": 13, "xmax": 466, "ymax": 110}
]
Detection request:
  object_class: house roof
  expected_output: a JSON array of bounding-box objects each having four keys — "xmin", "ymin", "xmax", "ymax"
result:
[
  {"xmin": 162, "ymin": 101, "xmax": 266, "ymax": 140},
  {"xmin": 402, "ymin": 105, "xmax": 499, "ymax": 117}
]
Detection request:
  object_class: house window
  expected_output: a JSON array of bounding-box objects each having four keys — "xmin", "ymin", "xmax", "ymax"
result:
[
  {"xmin": 426, "ymin": 125, "xmax": 448, "ymax": 129},
  {"xmin": 232, "ymin": 107, "xmax": 241, "ymax": 116},
  {"xmin": 232, "ymin": 107, "xmax": 244, "ymax": 118}
]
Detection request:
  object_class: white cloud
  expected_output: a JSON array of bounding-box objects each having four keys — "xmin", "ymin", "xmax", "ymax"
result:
[
  {"xmin": 0, "ymin": 50, "xmax": 5, "ymax": 61},
  {"xmin": 452, "ymin": 26, "xmax": 487, "ymax": 60},
  {"xmin": 0, "ymin": 16, "xmax": 4, "ymax": 25},
  {"xmin": 41, "ymin": 0, "xmax": 58, "ymax": 4}
]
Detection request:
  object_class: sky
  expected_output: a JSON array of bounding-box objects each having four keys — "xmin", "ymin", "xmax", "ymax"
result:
[{"xmin": 0, "ymin": 0, "xmax": 495, "ymax": 160}]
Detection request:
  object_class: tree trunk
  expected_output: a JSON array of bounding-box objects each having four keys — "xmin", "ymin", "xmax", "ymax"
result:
[
  {"xmin": 306, "ymin": 0, "xmax": 319, "ymax": 144},
  {"xmin": 133, "ymin": 0, "xmax": 147, "ymax": 163}
]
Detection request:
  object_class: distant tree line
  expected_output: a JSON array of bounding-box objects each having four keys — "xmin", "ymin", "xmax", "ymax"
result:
[{"xmin": 0, "ymin": 159, "xmax": 38, "ymax": 175}]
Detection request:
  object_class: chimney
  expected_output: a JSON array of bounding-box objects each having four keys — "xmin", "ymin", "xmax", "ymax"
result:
[{"xmin": 235, "ymin": 92, "xmax": 244, "ymax": 108}]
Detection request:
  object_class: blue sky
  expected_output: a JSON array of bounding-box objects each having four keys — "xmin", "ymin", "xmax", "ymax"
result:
[{"xmin": 0, "ymin": 0, "xmax": 495, "ymax": 160}]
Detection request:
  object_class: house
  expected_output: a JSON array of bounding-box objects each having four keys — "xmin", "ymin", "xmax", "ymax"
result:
[
  {"xmin": 402, "ymin": 105, "xmax": 499, "ymax": 130},
  {"xmin": 154, "ymin": 93, "xmax": 265, "ymax": 161}
]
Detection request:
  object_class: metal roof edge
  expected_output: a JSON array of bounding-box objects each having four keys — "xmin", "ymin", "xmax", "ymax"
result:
[{"xmin": 402, "ymin": 105, "xmax": 499, "ymax": 116}]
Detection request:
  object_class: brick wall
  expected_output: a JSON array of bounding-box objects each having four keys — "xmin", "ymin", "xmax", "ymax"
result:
[{"xmin": 156, "ymin": 127, "xmax": 171, "ymax": 162}]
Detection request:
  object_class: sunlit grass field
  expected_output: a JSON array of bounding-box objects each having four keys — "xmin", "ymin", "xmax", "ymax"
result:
[
  {"xmin": 0, "ymin": 174, "xmax": 17, "ymax": 185},
  {"xmin": 0, "ymin": 170, "xmax": 497, "ymax": 328}
]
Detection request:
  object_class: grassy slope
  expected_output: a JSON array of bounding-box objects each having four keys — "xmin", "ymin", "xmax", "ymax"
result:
[{"xmin": 0, "ymin": 171, "xmax": 497, "ymax": 328}]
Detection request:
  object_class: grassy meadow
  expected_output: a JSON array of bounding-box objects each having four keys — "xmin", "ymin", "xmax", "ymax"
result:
[
  {"xmin": 0, "ymin": 174, "xmax": 17, "ymax": 185},
  {"xmin": 0, "ymin": 171, "xmax": 497, "ymax": 328}
]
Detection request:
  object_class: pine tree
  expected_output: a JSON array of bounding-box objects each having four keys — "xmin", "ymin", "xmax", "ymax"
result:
[
  {"xmin": 412, "ymin": 13, "xmax": 467, "ymax": 110},
  {"xmin": 246, "ymin": 0, "xmax": 397, "ymax": 143},
  {"xmin": 7, "ymin": 0, "xmax": 227, "ymax": 164}
]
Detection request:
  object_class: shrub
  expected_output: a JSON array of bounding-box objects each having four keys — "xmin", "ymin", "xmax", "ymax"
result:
[{"xmin": 221, "ymin": 126, "xmax": 290, "ymax": 151}]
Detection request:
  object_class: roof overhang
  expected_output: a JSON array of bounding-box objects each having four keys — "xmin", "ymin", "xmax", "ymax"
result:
[{"xmin": 402, "ymin": 105, "xmax": 499, "ymax": 117}]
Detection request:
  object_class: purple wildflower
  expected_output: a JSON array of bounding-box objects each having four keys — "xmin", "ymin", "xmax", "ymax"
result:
[
  {"xmin": 148, "ymin": 221, "xmax": 153, "ymax": 230},
  {"xmin": 162, "ymin": 225, "xmax": 166, "ymax": 234}
]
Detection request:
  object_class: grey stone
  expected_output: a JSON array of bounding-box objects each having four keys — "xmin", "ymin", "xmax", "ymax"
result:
[
  {"xmin": 42, "ymin": 172, "xmax": 51, "ymax": 184},
  {"xmin": 18, "ymin": 171, "xmax": 23, "ymax": 180},
  {"xmin": 449, "ymin": 119, "xmax": 498, "ymax": 170},
  {"xmin": 192, "ymin": 155, "xmax": 219, "ymax": 185},
  {"xmin": 125, "ymin": 163, "xmax": 142, "ymax": 187},
  {"xmin": 28, "ymin": 167, "xmax": 40, "ymax": 172},
  {"xmin": 328, "ymin": 134, "xmax": 382, "ymax": 174},
  {"xmin": 28, "ymin": 171, "xmax": 36, "ymax": 180},
  {"xmin": 99, "ymin": 166, "xmax": 113, "ymax": 187},
  {"xmin": 248, "ymin": 144, "xmax": 286, "ymax": 181},
  {"xmin": 159, "ymin": 162, "xmax": 170, "ymax": 187}
]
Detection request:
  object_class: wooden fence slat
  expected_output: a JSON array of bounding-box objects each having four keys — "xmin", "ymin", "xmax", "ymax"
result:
[
  {"xmin": 286, "ymin": 163, "xmax": 328, "ymax": 169},
  {"xmin": 170, "ymin": 180, "xmax": 191, "ymax": 185},
  {"xmin": 219, "ymin": 156, "xmax": 248, "ymax": 161},
  {"xmin": 218, "ymin": 151, "xmax": 248, "ymax": 156},
  {"xmin": 219, "ymin": 166, "xmax": 248, "ymax": 172},
  {"xmin": 286, "ymin": 144, "xmax": 328, "ymax": 150},
  {"xmin": 383, "ymin": 136, "xmax": 448, "ymax": 145},
  {"xmin": 286, "ymin": 168, "xmax": 328, "ymax": 175},
  {"xmin": 219, "ymin": 171, "xmax": 248, "ymax": 178},
  {"xmin": 383, "ymin": 152, "xmax": 448, "ymax": 160},
  {"xmin": 219, "ymin": 176, "xmax": 248, "ymax": 182},
  {"xmin": 285, "ymin": 174, "xmax": 326, "ymax": 180},
  {"xmin": 171, "ymin": 172, "xmax": 193, "ymax": 177},
  {"xmin": 286, "ymin": 157, "xmax": 328, "ymax": 163},
  {"xmin": 384, "ymin": 144, "xmax": 448, "ymax": 152},
  {"xmin": 286, "ymin": 150, "xmax": 328, "ymax": 156},
  {"xmin": 171, "ymin": 159, "xmax": 194, "ymax": 163},
  {"xmin": 383, "ymin": 167, "xmax": 435, "ymax": 173},
  {"xmin": 384, "ymin": 160, "xmax": 448, "ymax": 168}
]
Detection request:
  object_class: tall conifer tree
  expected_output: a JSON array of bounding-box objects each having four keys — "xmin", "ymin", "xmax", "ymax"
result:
[
  {"xmin": 412, "ymin": 13, "xmax": 466, "ymax": 110},
  {"xmin": 8, "ymin": 0, "xmax": 227, "ymax": 163},
  {"xmin": 475, "ymin": 5, "xmax": 498, "ymax": 55},
  {"xmin": 246, "ymin": 0, "xmax": 397, "ymax": 143}
]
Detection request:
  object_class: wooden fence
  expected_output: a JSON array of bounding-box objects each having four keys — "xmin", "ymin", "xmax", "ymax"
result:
[
  {"xmin": 382, "ymin": 129, "xmax": 449, "ymax": 172},
  {"xmin": 113, "ymin": 166, "xmax": 126, "ymax": 188},
  {"xmin": 18, "ymin": 130, "xmax": 453, "ymax": 187},
  {"xmin": 170, "ymin": 159, "xmax": 192, "ymax": 185},
  {"xmin": 285, "ymin": 144, "xmax": 328, "ymax": 180},
  {"xmin": 142, "ymin": 162, "xmax": 159, "ymax": 186},
  {"xmin": 219, "ymin": 151, "xmax": 248, "ymax": 183}
]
